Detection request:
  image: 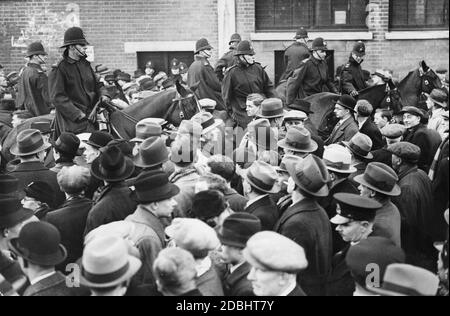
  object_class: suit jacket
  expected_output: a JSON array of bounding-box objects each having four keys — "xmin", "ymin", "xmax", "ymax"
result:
[
  {"xmin": 23, "ymin": 272, "xmax": 88, "ymax": 296},
  {"xmin": 325, "ymin": 117, "xmax": 359, "ymax": 146},
  {"xmin": 223, "ymin": 262, "xmax": 254, "ymax": 297},
  {"xmin": 45, "ymin": 196, "xmax": 93, "ymax": 269},
  {"xmin": 326, "ymin": 245, "xmax": 355, "ymax": 296},
  {"xmin": 274, "ymin": 198, "xmax": 332, "ymax": 296},
  {"xmin": 244, "ymin": 195, "xmax": 279, "ymax": 231},
  {"xmin": 84, "ymin": 182, "xmax": 137, "ymax": 235},
  {"xmin": 196, "ymin": 264, "xmax": 224, "ymax": 297},
  {"xmin": 372, "ymin": 197, "xmax": 402, "ymax": 248},
  {"xmin": 8, "ymin": 161, "xmax": 65, "ymax": 208},
  {"xmin": 223, "ymin": 188, "xmax": 248, "ymax": 213},
  {"xmin": 360, "ymin": 118, "xmax": 384, "ymax": 151}
]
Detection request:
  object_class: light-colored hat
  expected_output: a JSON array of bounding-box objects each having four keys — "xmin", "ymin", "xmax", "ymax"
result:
[
  {"xmin": 176, "ymin": 120, "xmax": 203, "ymax": 138},
  {"xmin": 198, "ymin": 98, "xmax": 217, "ymax": 111},
  {"xmin": 323, "ymin": 144, "xmax": 357, "ymax": 174},
  {"xmin": 370, "ymin": 264, "xmax": 440, "ymax": 296},
  {"xmin": 381, "ymin": 124, "xmax": 406, "ymax": 139},
  {"xmin": 244, "ymin": 160, "xmax": 280, "ymax": 194},
  {"xmin": 191, "ymin": 112, "xmax": 223, "ymax": 135},
  {"xmin": 343, "ymin": 133, "xmax": 373, "ymax": 160},
  {"xmin": 278, "ymin": 126, "xmax": 318, "ymax": 153},
  {"xmin": 81, "ymin": 235, "xmax": 142, "ymax": 288},
  {"xmin": 131, "ymin": 120, "xmax": 163, "ymax": 143},
  {"xmin": 283, "ymin": 110, "xmax": 308, "ymax": 122},
  {"xmin": 165, "ymin": 218, "xmax": 220, "ymax": 252},
  {"xmin": 243, "ymin": 231, "xmax": 308, "ymax": 273}
]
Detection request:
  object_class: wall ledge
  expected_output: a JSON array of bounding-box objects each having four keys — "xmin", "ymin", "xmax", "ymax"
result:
[
  {"xmin": 250, "ymin": 31, "xmax": 373, "ymax": 41},
  {"xmin": 385, "ymin": 30, "xmax": 449, "ymax": 40},
  {"xmin": 124, "ymin": 41, "xmax": 196, "ymax": 53}
]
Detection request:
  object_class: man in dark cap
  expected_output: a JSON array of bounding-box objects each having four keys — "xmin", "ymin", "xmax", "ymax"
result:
[
  {"xmin": 388, "ymin": 142, "xmax": 437, "ymax": 270},
  {"xmin": 50, "ymin": 132, "xmax": 81, "ymax": 173},
  {"xmin": 188, "ymin": 38, "xmax": 225, "ymax": 110},
  {"xmin": 49, "ymin": 27, "xmax": 110, "ymax": 139},
  {"xmin": 340, "ymin": 41, "xmax": 368, "ymax": 97},
  {"xmin": 190, "ymin": 190, "xmax": 232, "ymax": 228},
  {"xmin": 325, "ymin": 95, "xmax": 359, "ymax": 145},
  {"xmin": 280, "ymin": 27, "xmax": 310, "ymax": 82},
  {"xmin": 286, "ymin": 37, "xmax": 338, "ymax": 104},
  {"xmin": 215, "ymin": 33, "xmax": 241, "ymax": 82},
  {"xmin": 371, "ymin": 123, "xmax": 406, "ymax": 167},
  {"xmin": 16, "ymin": 42, "xmax": 52, "ymax": 117}
]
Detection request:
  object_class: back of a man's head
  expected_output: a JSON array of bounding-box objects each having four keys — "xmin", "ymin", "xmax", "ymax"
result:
[
  {"xmin": 355, "ymin": 100, "xmax": 374, "ymax": 118},
  {"xmin": 57, "ymin": 165, "xmax": 91, "ymax": 195},
  {"xmin": 207, "ymin": 155, "xmax": 236, "ymax": 183}
]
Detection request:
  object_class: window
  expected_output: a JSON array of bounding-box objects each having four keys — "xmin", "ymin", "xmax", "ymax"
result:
[
  {"xmin": 390, "ymin": 0, "xmax": 449, "ymax": 29},
  {"xmin": 255, "ymin": 0, "xmax": 369, "ymax": 31}
]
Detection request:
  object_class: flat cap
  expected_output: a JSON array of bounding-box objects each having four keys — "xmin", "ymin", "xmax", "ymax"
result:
[
  {"xmin": 198, "ymin": 98, "xmax": 217, "ymax": 110},
  {"xmin": 387, "ymin": 142, "xmax": 421, "ymax": 164},
  {"xmin": 381, "ymin": 124, "xmax": 406, "ymax": 139},
  {"xmin": 400, "ymin": 106, "xmax": 426, "ymax": 118},
  {"xmin": 243, "ymin": 231, "xmax": 308, "ymax": 273}
]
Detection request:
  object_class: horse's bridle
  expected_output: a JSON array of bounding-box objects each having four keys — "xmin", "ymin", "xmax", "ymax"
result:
[{"xmin": 163, "ymin": 92, "xmax": 201, "ymax": 121}]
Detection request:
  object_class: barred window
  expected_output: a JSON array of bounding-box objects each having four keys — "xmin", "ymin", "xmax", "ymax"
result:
[
  {"xmin": 255, "ymin": 0, "xmax": 369, "ymax": 31},
  {"xmin": 390, "ymin": 0, "xmax": 449, "ymax": 29}
]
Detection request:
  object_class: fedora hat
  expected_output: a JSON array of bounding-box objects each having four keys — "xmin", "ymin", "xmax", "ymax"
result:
[
  {"xmin": 8, "ymin": 222, "xmax": 67, "ymax": 266},
  {"xmin": 370, "ymin": 264, "xmax": 440, "ymax": 296},
  {"xmin": 195, "ymin": 38, "xmax": 213, "ymax": 54},
  {"xmin": 278, "ymin": 126, "xmax": 318, "ymax": 153},
  {"xmin": 81, "ymin": 235, "xmax": 141, "ymax": 289},
  {"xmin": 133, "ymin": 137, "xmax": 169, "ymax": 169},
  {"xmin": 84, "ymin": 131, "xmax": 114, "ymax": 149},
  {"xmin": 288, "ymin": 99, "xmax": 314, "ymax": 114},
  {"xmin": 91, "ymin": 146, "xmax": 135, "ymax": 182},
  {"xmin": 323, "ymin": 144, "xmax": 357, "ymax": 174},
  {"xmin": 53, "ymin": 132, "xmax": 81, "ymax": 157},
  {"xmin": 191, "ymin": 112, "xmax": 222, "ymax": 135},
  {"xmin": 244, "ymin": 161, "xmax": 279, "ymax": 194},
  {"xmin": 0, "ymin": 197, "xmax": 33, "ymax": 229},
  {"xmin": 354, "ymin": 162, "xmax": 401, "ymax": 196},
  {"xmin": 286, "ymin": 154, "xmax": 330, "ymax": 197},
  {"xmin": 343, "ymin": 133, "xmax": 373, "ymax": 159},
  {"xmin": 131, "ymin": 120, "xmax": 162, "ymax": 143},
  {"xmin": 217, "ymin": 213, "xmax": 261, "ymax": 249},
  {"xmin": 259, "ymin": 98, "xmax": 285, "ymax": 119},
  {"xmin": 10, "ymin": 129, "xmax": 51, "ymax": 157},
  {"xmin": 131, "ymin": 170, "xmax": 180, "ymax": 204}
]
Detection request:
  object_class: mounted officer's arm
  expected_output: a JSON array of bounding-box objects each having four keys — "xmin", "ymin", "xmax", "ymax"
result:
[
  {"xmin": 286, "ymin": 64, "xmax": 307, "ymax": 104},
  {"xmin": 221, "ymin": 70, "xmax": 234, "ymax": 115},
  {"xmin": 341, "ymin": 67, "xmax": 357, "ymax": 96},
  {"xmin": 262, "ymin": 67, "xmax": 276, "ymax": 98}
]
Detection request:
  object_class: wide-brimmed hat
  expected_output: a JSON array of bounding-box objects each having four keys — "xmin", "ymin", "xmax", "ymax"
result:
[
  {"xmin": 278, "ymin": 126, "xmax": 318, "ymax": 153},
  {"xmin": 323, "ymin": 144, "xmax": 357, "ymax": 174},
  {"xmin": 8, "ymin": 222, "xmax": 67, "ymax": 266},
  {"xmin": 133, "ymin": 137, "xmax": 169, "ymax": 169},
  {"xmin": 91, "ymin": 146, "xmax": 135, "ymax": 182},
  {"xmin": 370, "ymin": 264, "xmax": 440, "ymax": 296},
  {"xmin": 244, "ymin": 161, "xmax": 279, "ymax": 194},
  {"xmin": 60, "ymin": 27, "xmax": 89, "ymax": 48},
  {"xmin": 0, "ymin": 197, "xmax": 33, "ymax": 229},
  {"xmin": 354, "ymin": 162, "xmax": 401, "ymax": 197},
  {"xmin": 285, "ymin": 154, "xmax": 330, "ymax": 197},
  {"xmin": 53, "ymin": 132, "xmax": 81, "ymax": 157},
  {"xmin": 217, "ymin": 213, "xmax": 261, "ymax": 249},
  {"xmin": 343, "ymin": 133, "xmax": 373, "ymax": 160},
  {"xmin": 259, "ymin": 98, "xmax": 285, "ymax": 119},
  {"xmin": 288, "ymin": 99, "xmax": 314, "ymax": 114},
  {"xmin": 131, "ymin": 120, "xmax": 162, "ymax": 143},
  {"xmin": 191, "ymin": 112, "xmax": 223, "ymax": 135},
  {"xmin": 83, "ymin": 131, "xmax": 114, "ymax": 149},
  {"xmin": 10, "ymin": 129, "xmax": 51, "ymax": 157},
  {"xmin": 26, "ymin": 41, "xmax": 47, "ymax": 57},
  {"xmin": 131, "ymin": 170, "xmax": 180, "ymax": 204},
  {"xmin": 331, "ymin": 193, "xmax": 381, "ymax": 225},
  {"xmin": 195, "ymin": 38, "xmax": 213, "ymax": 54},
  {"xmin": 336, "ymin": 95, "xmax": 357, "ymax": 112},
  {"xmin": 81, "ymin": 235, "xmax": 142, "ymax": 289}
]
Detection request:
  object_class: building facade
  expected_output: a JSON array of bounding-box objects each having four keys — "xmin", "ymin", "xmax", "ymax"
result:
[{"xmin": 0, "ymin": 0, "xmax": 448, "ymax": 83}]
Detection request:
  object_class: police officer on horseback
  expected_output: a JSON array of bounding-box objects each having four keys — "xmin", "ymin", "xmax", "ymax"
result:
[
  {"xmin": 340, "ymin": 41, "xmax": 368, "ymax": 98},
  {"xmin": 279, "ymin": 27, "xmax": 311, "ymax": 82}
]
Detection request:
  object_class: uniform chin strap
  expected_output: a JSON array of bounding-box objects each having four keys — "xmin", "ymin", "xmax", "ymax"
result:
[
  {"xmin": 37, "ymin": 55, "xmax": 46, "ymax": 64},
  {"xmin": 75, "ymin": 46, "xmax": 87, "ymax": 58}
]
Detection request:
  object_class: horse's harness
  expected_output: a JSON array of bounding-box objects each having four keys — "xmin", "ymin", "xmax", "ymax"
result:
[{"xmin": 163, "ymin": 92, "xmax": 201, "ymax": 122}]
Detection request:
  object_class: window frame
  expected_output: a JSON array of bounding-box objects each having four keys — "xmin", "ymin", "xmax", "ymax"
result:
[{"xmin": 389, "ymin": 0, "xmax": 449, "ymax": 31}]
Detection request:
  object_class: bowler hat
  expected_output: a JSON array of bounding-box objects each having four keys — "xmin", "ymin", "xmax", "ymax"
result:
[
  {"xmin": 343, "ymin": 133, "xmax": 374, "ymax": 159},
  {"xmin": 288, "ymin": 99, "xmax": 314, "ymax": 114},
  {"xmin": 331, "ymin": 193, "xmax": 381, "ymax": 225},
  {"xmin": 354, "ymin": 162, "xmax": 401, "ymax": 196},
  {"xmin": 323, "ymin": 144, "xmax": 357, "ymax": 174},
  {"xmin": 26, "ymin": 42, "xmax": 47, "ymax": 57},
  {"xmin": 429, "ymin": 89, "xmax": 448, "ymax": 108},
  {"xmin": 30, "ymin": 121, "xmax": 52, "ymax": 135},
  {"xmin": 311, "ymin": 37, "xmax": 327, "ymax": 51},
  {"xmin": 53, "ymin": 132, "xmax": 81, "ymax": 157},
  {"xmin": 133, "ymin": 137, "xmax": 168, "ymax": 168},
  {"xmin": 61, "ymin": 27, "xmax": 89, "ymax": 48},
  {"xmin": 387, "ymin": 142, "xmax": 421, "ymax": 164},
  {"xmin": 370, "ymin": 264, "xmax": 439, "ymax": 296},
  {"xmin": 381, "ymin": 124, "xmax": 406, "ymax": 139},
  {"xmin": 400, "ymin": 106, "xmax": 426, "ymax": 119},
  {"xmin": 235, "ymin": 40, "xmax": 255, "ymax": 56},
  {"xmin": 81, "ymin": 235, "xmax": 141, "ymax": 288},
  {"xmin": 191, "ymin": 190, "xmax": 227, "ymax": 220},
  {"xmin": 346, "ymin": 237, "xmax": 406, "ymax": 289},
  {"xmin": 10, "ymin": 129, "xmax": 51, "ymax": 157},
  {"xmin": 217, "ymin": 213, "xmax": 261, "ymax": 249},
  {"xmin": 195, "ymin": 38, "xmax": 213, "ymax": 54},
  {"xmin": 229, "ymin": 33, "xmax": 242, "ymax": 45},
  {"xmin": 243, "ymin": 231, "xmax": 308, "ymax": 273},
  {"xmin": 259, "ymin": 98, "xmax": 285, "ymax": 118},
  {"xmin": 336, "ymin": 95, "xmax": 357, "ymax": 112},
  {"xmin": 278, "ymin": 126, "xmax": 318, "ymax": 153},
  {"xmin": 131, "ymin": 170, "xmax": 180, "ymax": 204},
  {"xmin": 84, "ymin": 131, "xmax": 114, "ymax": 149},
  {"xmin": 352, "ymin": 41, "xmax": 366, "ymax": 57},
  {"xmin": 244, "ymin": 161, "xmax": 279, "ymax": 194},
  {"xmin": 191, "ymin": 112, "xmax": 222, "ymax": 135},
  {"xmin": 131, "ymin": 120, "xmax": 162, "ymax": 143},
  {"xmin": 294, "ymin": 27, "xmax": 308, "ymax": 39},
  {"xmin": 24, "ymin": 181, "xmax": 55, "ymax": 207},
  {"xmin": 8, "ymin": 222, "xmax": 67, "ymax": 266},
  {"xmin": 286, "ymin": 154, "xmax": 330, "ymax": 197},
  {"xmin": 0, "ymin": 197, "xmax": 33, "ymax": 229},
  {"xmin": 91, "ymin": 146, "xmax": 135, "ymax": 182}
]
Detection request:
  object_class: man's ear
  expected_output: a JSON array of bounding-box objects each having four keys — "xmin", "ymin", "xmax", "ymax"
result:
[{"xmin": 1, "ymin": 228, "xmax": 8, "ymax": 238}]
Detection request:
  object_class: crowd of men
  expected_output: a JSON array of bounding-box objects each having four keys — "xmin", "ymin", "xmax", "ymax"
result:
[{"xmin": 0, "ymin": 25, "xmax": 448, "ymax": 296}]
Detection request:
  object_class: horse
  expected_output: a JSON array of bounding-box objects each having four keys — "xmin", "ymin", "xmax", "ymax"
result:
[
  {"xmin": 107, "ymin": 81, "xmax": 201, "ymax": 140},
  {"xmin": 397, "ymin": 60, "xmax": 442, "ymax": 108},
  {"xmin": 358, "ymin": 79, "xmax": 403, "ymax": 115},
  {"xmin": 304, "ymin": 92, "xmax": 340, "ymax": 140}
]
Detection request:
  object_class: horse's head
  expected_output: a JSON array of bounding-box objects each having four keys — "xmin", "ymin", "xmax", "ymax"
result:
[
  {"xmin": 165, "ymin": 81, "xmax": 201, "ymax": 126},
  {"xmin": 419, "ymin": 60, "xmax": 443, "ymax": 95},
  {"xmin": 381, "ymin": 88, "xmax": 403, "ymax": 115}
]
